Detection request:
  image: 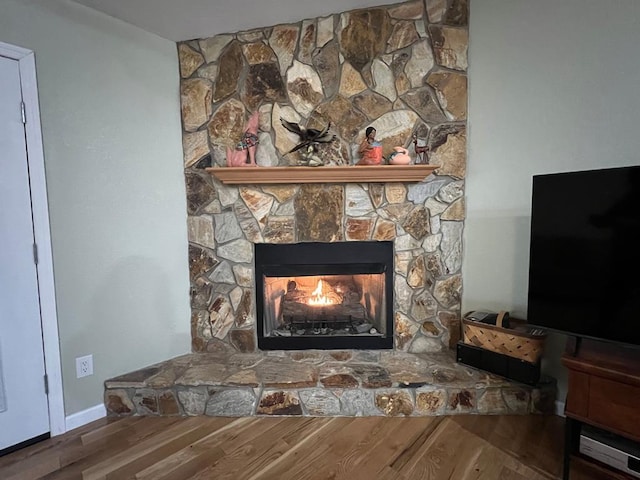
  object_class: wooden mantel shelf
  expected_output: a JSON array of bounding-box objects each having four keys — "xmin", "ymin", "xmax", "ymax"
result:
[{"xmin": 205, "ymin": 164, "xmax": 439, "ymax": 185}]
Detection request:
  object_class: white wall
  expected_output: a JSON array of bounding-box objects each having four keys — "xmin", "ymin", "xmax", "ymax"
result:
[
  {"xmin": 0, "ymin": 0, "xmax": 191, "ymax": 415},
  {"xmin": 466, "ymin": 0, "xmax": 640, "ymax": 400}
]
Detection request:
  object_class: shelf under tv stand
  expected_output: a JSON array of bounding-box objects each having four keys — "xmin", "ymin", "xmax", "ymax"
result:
[{"xmin": 561, "ymin": 338, "xmax": 640, "ymax": 480}]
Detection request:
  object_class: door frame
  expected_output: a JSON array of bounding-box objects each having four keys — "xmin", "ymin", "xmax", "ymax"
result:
[{"xmin": 0, "ymin": 41, "xmax": 65, "ymax": 436}]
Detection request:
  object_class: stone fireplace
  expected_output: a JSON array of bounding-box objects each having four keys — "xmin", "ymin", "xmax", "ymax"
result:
[
  {"xmin": 256, "ymin": 241, "xmax": 394, "ymax": 350},
  {"xmin": 182, "ymin": 0, "xmax": 468, "ymax": 355}
]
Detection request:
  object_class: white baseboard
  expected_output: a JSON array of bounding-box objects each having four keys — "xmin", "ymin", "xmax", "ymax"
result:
[
  {"xmin": 555, "ymin": 400, "xmax": 565, "ymax": 417},
  {"xmin": 65, "ymin": 404, "xmax": 106, "ymax": 432}
]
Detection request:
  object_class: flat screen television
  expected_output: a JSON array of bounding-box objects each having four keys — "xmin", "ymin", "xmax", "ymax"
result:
[{"xmin": 526, "ymin": 165, "xmax": 640, "ymax": 348}]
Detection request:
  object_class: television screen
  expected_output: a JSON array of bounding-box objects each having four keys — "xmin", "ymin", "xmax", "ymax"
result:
[{"xmin": 526, "ymin": 165, "xmax": 640, "ymax": 347}]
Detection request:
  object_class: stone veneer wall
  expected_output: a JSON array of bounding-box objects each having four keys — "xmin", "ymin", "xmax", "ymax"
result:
[{"xmin": 179, "ymin": 0, "xmax": 468, "ymax": 354}]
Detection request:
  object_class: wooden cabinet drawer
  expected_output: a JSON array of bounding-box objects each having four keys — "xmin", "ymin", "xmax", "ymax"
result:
[
  {"xmin": 589, "ymin": 376, "xmax": 640, "ymax": 439},
  {"xmin": 566, "ymin": 370, "xmax": 590, "ymax": 417}
]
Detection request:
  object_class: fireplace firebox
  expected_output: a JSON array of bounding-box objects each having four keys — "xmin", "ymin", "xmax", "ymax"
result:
[{"xmin": 255, "ymin": 241, "xmax": 394, "ymax": 350}]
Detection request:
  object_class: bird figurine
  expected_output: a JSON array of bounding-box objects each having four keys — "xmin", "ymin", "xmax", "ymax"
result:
[{"xmin": 279, "ymin": 118, "xmax": 335, "ymax": 166}]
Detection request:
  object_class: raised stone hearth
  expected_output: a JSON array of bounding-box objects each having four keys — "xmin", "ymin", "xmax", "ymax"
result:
[{"xmin": 104, "ymin": 350, "xmax": 555, "ymax": 417}]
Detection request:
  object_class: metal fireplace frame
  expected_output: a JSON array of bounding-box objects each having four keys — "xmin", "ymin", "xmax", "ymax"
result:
[{"xmin": 255, "ymin": 241, "xmax": 394, "ymax": 350}]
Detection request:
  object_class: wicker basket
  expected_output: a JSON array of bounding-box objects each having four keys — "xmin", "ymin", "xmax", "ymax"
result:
[{"xmin": 462, "ymin": 311, "xmax": 546, "ymax": 364}]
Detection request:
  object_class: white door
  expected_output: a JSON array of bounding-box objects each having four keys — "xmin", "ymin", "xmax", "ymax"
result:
[{"xmin": 0, "ymin": 54, "xmax": 50, "ymax": 451}]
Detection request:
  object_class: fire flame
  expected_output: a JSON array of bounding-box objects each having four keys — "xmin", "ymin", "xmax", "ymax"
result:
[{"xmin": 308, "ymin": 279, "xmax": 336, "ymax": 306}]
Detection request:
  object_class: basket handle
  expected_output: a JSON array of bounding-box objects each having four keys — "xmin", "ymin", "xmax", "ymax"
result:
[{"xmin": 496, "ymin": 311, "xmax": 508, "ymax": 328}]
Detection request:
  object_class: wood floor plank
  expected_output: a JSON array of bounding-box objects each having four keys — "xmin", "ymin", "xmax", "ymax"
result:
[{"xmin": 0, "ymin": 414, "xmax": 604, "ymax": 480}]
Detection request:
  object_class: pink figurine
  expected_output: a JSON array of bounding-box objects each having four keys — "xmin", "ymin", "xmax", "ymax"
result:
[
  {"xmin": 226, "ymin": 111, "xmax": 259, "ymax": 167},
  {"xmin": 388, "ymin": 146, "xmax": 412, "ymax": 165}
]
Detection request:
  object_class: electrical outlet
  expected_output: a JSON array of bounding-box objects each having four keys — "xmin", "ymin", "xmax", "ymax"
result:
[{"xmin": 76, "ymin": 355, "xmax": 93, "ymax": 378}]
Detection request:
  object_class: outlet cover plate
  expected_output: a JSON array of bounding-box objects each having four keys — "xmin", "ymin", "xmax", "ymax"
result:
[{"xmin": 76, "ymin": 354, "xmax": 93, "ymax": 378}]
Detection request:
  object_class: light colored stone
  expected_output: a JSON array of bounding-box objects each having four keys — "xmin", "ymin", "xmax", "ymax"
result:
[
  {"xmin": 423, "ymin": 233, "xmax": 442, "ymax": 253},
  {"xmin": 276, "ymin": 200, "xmax": 295, "ymax": 216},
  {"xmin": 373, "ymin": 218, "xmax": 396, "ymax": 240},
  {"xmin": 299, "ymin": 389, "xmax": 342, "ymax": 415},
  {"xmin": 188, "ymin": 216, "xmax": 215, "ymax": 249},
  {"xmin": 178, "ymin": 388, "xmax": 208, "ymax": 416},
  {"xmin": 199, "ymin": 35, "xmax": 233, "ymax": 63},
  {"xmin": 339, "ymin": 62, "xmax": 368, "ymax": 97},
  {"xmin": 430, "ymin": 215, "xmax": 441, "ymax": 235},
  {"xmin": 338, "ymin": 389, "xmax": 380, "ymax": 416},
  {"xmin": 426, "ymin": 0, "xmax": 446, "ymax": 23},
  {"xmin": 385, "ymin": 183, "xmax": 407, "ymax": 204},
  {"xmin": 395, "ymin": 312, "xmax": 419, "ymax": 351},
  {"xmin": 216, "ymin": 183, "xmax": 239, "ymax": 208},
  {"xmin": 263, "ymin": 217, "xmax": 295, "ymax": 243},
  {"xmin": 196, "ymin": 63, "xmax": 218, "ymax": 82},
  {"xmin": 273, "ymin": 104, "xmax": 301, "ymax": 157},
  {"xmin": 426, "ymin": 197, "xmax": 448, "ymax": 216},
  {"xmin": 389, "ymin": 1, "xmax": 424, "ymax": 19},
  {"xmin": 408, "ymin": 179, "xmax": 450, "ymax": 203},
  {"xmin": 447, "ymin": 389, "xmax": 476, "ymax": 413},
  {"xmin": 233, "ymin": 265, "xmax": 253, "ymax": 288},
  {"xmin": 205, "ymin": 389, "xmax": 255, "ymax": 416},
  {"xmin": 442, "ymin": 198, "xmax": 465, "ymax": 221},
  {"xmin": 209, "ymin": 261, "xmax": 235, "ymax": 284},
  {"xmin": 407, "ymin": 255, "xmax": 426, "ymax": 288},
  {"xmin": 438, "ymin": 180, "xmax": 464, "ymax": 203},
  {"xmin": 406, "ymin": 40, "xmax": 434, "ymax": 89},
  {"xmin": 230, "ymin": 286, "xmax": 243, "ymax": 311},
  {"xmin": 258, "ymin": 104, "xmax": 273, "ymax": 131},
  {"xmin": 345, "ymin": 184, "xmax": 374, "ymax": 216},
  {"xmin": 287, "ymin": 60, "xmax": 324, "ymax": 117},
  {"xmin": 394, "ymin": 233, "xmax": 422, "ymax": 251},
  {"xmin": 217, "ymin": 239, "xmax": 253, "ymax": 264},
  {"xmin": 431, "ymin": 130, "xmax": 466, "ymax": 178},
  {"xmin": 411, "ymin": 289, "xmax": 438, "ymax": 320},
  {"xmin": 256, "ymin": 132, "xmax": 279, "ymax": 167},
  {"xmin": 441, "ymin": 221, "xmax": 463, "ymax": 274},
  {"xmin": 409, "ymin": 335, "xmax": 443, "ymax": 353},
  {"xmin": 178, "ymin": 44, "xmax": 204, "ymax": 78},
  {"xmin": 270, "ymin": 25, "xmax": 300, "ymax": 76},
  {"xmin": 430, "ymin": 26, "xmax": 468, "ymax": 71},
  {"xmin": 434, "ymin": 274, "xmax": 462, "ymax": 308},
  {"xmin": 371, "ymin": 59, "xmax": 397, "ymax": 102},
  {"xmin": 428, "ymin": 72, "xmax": 467, "ymax": 120},
  {"xmin": 183, "ymin": 130, "xmax": 209, "ymax": 168},
  {"xmin": 233, "ymin": 200, "xmax": 264, "ymax": 243},
  {"xmin": 181, "ymin": 79, "xmax": 212, "ymax": 132},
  {"xmin": 262, "ymin": 186, "xmax": 297, "ymax": 203},
  {"xmin": 132, "ymin": 389, "xmax": 158, "ymax": 415},
  {"xmin": 237, "ymin": 30, "xmax": 263, "ymax": 42},
  {"xmin": 240, "ymin": 187, "xmax": 274, "ymax": 227},
  {"xmin": 394, "ymin": 275, "xmax": 412, "ymax": 313},
  {"xmin": 317, "ymin": 16, "xmax": 334, "ymax": 48},
  {"xmin": 387, "ymin": 21, "xmax": 419, "ymax": 52},
  {"xmin": 213, "ymin": 211, "xmax": 243, "ymax": 243},
  {"xmin": 395, "ymin": 250, "xmax": 413, "ymax": 275}
]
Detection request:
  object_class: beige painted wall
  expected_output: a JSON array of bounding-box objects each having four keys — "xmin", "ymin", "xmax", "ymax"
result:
[
  {"xmin": 0, "ymin": 0, "xmax": 190, "ymax": 415},
  {"xmin": 466, "ymin": 0, "xmax": 640, "ymax": 402}
]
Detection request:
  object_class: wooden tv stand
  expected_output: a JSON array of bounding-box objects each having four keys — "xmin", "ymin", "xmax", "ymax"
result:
[{"xmin": 562, "ymin": 338, "xmax": 640, "ymax": 479}]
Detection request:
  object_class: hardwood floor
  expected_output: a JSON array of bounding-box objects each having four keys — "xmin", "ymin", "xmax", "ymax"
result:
[{"xmin": 0, "ymin": 415, "xmax": 601, "ymax": 480}]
